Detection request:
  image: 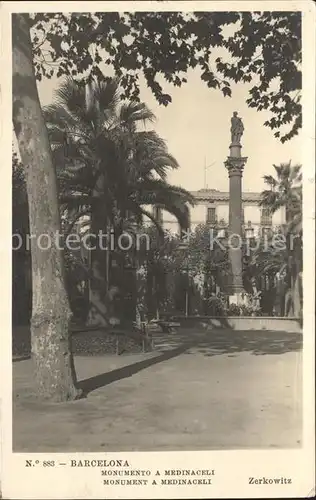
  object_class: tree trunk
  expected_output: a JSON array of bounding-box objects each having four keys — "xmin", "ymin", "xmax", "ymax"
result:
[
  {"xmin": 86, "ymin": 194, "xmax": 126, "ymax": 328},
  {"xmin": 293, "ymin": 235, "xmax": 302, "ymax": 318},
  {"xmin": 87, "ymin": 186, "xmax": 109, "ymax": 326},
  {"xmin": 292, "ymin": 273, "xmax": 301, "ymax": 318},
  {"xmin": 12, "ymin": 14, "xmax": 81, "ymax": 401},
  {"xmin": 285, "ymin": 204, "xmax": 302, "ymax": 318}
]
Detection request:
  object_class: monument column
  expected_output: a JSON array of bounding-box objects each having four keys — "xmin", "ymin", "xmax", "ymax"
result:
[{"xmin": 224, "ymin": 112, "xmax": 248, "ymax": 304}]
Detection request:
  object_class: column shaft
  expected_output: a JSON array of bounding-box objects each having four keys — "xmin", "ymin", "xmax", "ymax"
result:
[
  {"xmin": 229, "ymin": 171, "xmax": 243, "ymax": 237},
  {"xmin": 224, "ymin": 159, "xmax": 247, "ymax": 297},
  {"xmin": 228, "ymin": 170, "xmax": 244, "ymax": 294}
]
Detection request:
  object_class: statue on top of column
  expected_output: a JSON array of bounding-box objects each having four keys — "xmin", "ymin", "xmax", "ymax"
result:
[{"xmin": 230, "ymin": 111, "xmax": 244, "ymax": 145}]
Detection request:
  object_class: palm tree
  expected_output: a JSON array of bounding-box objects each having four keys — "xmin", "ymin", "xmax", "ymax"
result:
[
  {"xmin": 260, "ymin": 161, "xmax": 302, "ymax": 223},
  {"xmin": 44, "ymin": 76, "xmax": 194, "ymax": 326},
  {"xmin": 259, "ymin": 161, "xmax": 302, "ymax": 317}
]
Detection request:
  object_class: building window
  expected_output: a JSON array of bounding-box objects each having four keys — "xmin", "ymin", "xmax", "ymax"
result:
[
  {"xmin": 261, "ymin": 208, "xmax": 272, "ymax": 226},
  {"xmin": 207, "ymin": 207, "xmax": 216, "ymax": 224}
]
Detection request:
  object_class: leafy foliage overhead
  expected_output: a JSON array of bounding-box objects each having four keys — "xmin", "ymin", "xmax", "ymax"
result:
[{"xmin": 30, "ymin": 11, "xmax": 301, "ymax": 142}]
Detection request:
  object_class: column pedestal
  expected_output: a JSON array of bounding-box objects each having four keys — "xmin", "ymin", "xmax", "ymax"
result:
[{"xmin": 228, "ymin": 292, "xmax": 244, "ymax": 306}]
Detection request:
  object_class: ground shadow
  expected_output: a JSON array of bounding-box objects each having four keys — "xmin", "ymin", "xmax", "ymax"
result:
[
  {"xmin": 13, "ymin": 355, "xmax": 31, "ymax": 363},
  {"xmin": 78, "ymin": 343, "xmax": 194, "ymax": 396},
  {"xmin": 12, "ymin": 325, "xmax": 302, "ymax": 396},
  {"xmin": 183, "ymin": 329, "xmax": 302, "ymax": 357},
  {"xmin": 77, "ymin": 328, "xmax": 302, "ymax": 395}
]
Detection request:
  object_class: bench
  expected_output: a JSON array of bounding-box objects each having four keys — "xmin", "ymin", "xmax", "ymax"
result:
[
  {"xmin": 148, "ymin": 319, "xmax": 181, "ymax": 333},
  {"xmin": 111, "ymin": 326, "xmax": 154, "ymax": 355}
]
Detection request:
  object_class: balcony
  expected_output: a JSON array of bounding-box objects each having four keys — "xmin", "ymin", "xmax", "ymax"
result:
[
  {"xmin": 206, "ymin": 217, "xmax": 218, "ymax": 227},
  {"xmin": 261, "ymin": 217, "xmax": 272, "ymax": 227},
  {"xmin": 260, "ymin": 208, "xmax": 272, "ymax": 227}
]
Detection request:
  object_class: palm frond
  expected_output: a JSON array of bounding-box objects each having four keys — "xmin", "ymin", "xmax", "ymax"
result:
[
  {"xmin": 259, "ymin": 190, "xmax": 279, "ymax": 210},
  {"xmin": 137, "ymin": 189, "xmax": 192, "ymax": 230},
  {"xmin": 124, "ymin": 201, "xmax": 164, "ymax": 236},
  {"xmin": 43, "ymin": 104, "xmax": 82, "ymax": 132},
  {"xmin": 289, "ymin": 163, "xmax": 302, "ymax": 183},
  {"xmin": 134, "ymin": 178, "xmax": 195, "ymax": 204},
  {"xmin": 92, "ymin": 77, "xmax": 120, "ymax": 115},
  {"xmin": 119, "ymin": 101, "xmax": 156, "ymax": 128},
  {"xmin": 53, "ymin": 78, "xmax": 91, "ymax": 126},
  {"xmin": 263, "ymin": 175, "xmax": 277, "ymax": 188}
]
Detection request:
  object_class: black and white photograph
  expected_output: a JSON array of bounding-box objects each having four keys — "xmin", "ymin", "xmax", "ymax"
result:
[{"xmin": 1, "ymin": 1, "xmax": 315, "ymax": 498}]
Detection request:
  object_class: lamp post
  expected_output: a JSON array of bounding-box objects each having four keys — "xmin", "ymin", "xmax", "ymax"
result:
[
  {"xmin": 244, "ymin": 221, "xmax": 255, "ymax": 274},
  {"xmin": 213, "ymin": 228, "xmax": 227, "ymax": 296},
  {"xmin": 178, "ymin": 241, "xmax": 190, "ymax": 317},
  {"xmin": 244, "ymin": 220, "xmax": 254, "ymax": 242}
]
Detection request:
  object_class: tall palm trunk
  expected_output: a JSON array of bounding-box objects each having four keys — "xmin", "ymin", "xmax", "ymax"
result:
[
  {"xmin": 285, "ymin": 206, "xmax": 302, "ymax": 317},
  {"xmin": 87, "ymin": 173, "xmax": 109, "ymax": 326},
  {"xmin": 12, "ymin": 14, "xmax": 80, "ymax": 400},
  {"xmin": 109, "ymin": 209, "xmax": 130, "ymax": 327},
  {"xmin": 292, "ymin": 237, "xmax": 302, "ymax": 318}
]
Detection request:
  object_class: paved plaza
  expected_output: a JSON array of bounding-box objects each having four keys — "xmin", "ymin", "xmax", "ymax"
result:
[{"xmin": 13, "ymin": 329, "xmax": 302, "ymax": 452}]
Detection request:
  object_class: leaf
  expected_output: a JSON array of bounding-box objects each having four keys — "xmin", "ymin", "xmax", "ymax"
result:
[
  {"xmin": 32, "ymin": 11, "xmax": 302, "ymax": 140},
  {"xmin": 222, "ymin": 86, "xmax": 232, "ymax": 97}
]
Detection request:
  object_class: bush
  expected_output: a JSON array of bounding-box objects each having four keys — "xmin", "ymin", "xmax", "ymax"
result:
[
  {"xmin": 227, "ymin": 303, "xmax": 241, "ymax": 316},
  {"xmin": 206, "ymin": 292, "xmax": 262, "ymax": 317},
  {"xmin": 206, "ymin": 294, "xmax": 228, "ymax": 316}
]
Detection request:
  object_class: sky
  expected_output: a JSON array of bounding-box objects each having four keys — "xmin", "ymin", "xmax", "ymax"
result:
[{"xmin": 37, "ymin": 67, "xmax": 302, "ymax": 194}]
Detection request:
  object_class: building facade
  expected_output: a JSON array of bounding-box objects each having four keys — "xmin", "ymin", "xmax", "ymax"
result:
[{"xmin": 156, "ymin": 188, "xmax": 286, "ymax": 237}]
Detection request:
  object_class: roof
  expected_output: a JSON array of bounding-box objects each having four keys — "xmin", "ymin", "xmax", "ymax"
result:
[{"xmin": 191, "ymin": 189, "xmax": 262, "ymax": 203}]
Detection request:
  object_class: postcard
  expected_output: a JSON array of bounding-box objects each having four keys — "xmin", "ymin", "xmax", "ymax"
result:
[{"xmin": 0, "ymin": 1, "xmax": 315, "ymax": 498}]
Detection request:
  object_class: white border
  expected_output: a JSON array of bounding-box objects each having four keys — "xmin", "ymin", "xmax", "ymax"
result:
[{"xmin": 1, "ymin": 1, "xmax": 315, "ymax": 498}]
